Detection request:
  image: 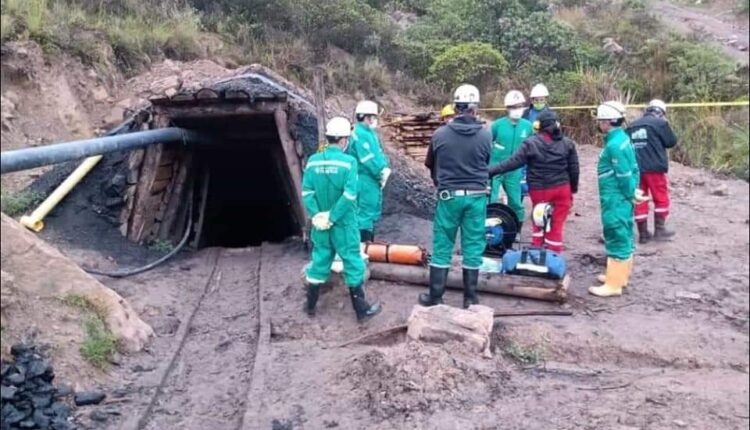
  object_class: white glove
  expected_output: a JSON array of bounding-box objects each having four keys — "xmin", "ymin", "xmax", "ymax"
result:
[
  {"xmin": 632, "ymin": 189, "xmax": 650, "ymax": 204},
  {"xmin": 312, "ymin": 211, "xmax": 332, "ymax": 230},
  {"xmin": 380, "ymin": 167, "xmax": 392, "ymax": 189}
]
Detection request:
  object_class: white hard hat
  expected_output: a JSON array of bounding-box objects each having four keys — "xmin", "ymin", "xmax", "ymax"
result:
[
  {"xmin": 530, "ymin": 83, "xmax": 549, "ymax": 98},
  {"xmin": 355, "ymin": 100, "xmax": 379, "ymax": 116},
  {"xmin": 454, "ymin": 84, "xmax": 480, "ymax": 104},
  {"xmin": 504, "ymin": 90, "xmax": 526, "ymax": 107},
  {"xmin": 325, "ymin": 116, "xmax": 352, "ymax": 138},
  {"xmin": 596, "ymin": 101, "xmax": 626, "ymax": 120},
  {"xmin": 647, "ymin": 99, "xmax": 667, "ymax": 114},
  {"xmin": 532, "ymin": 203, "xmax": 553, "ymax": 229}
]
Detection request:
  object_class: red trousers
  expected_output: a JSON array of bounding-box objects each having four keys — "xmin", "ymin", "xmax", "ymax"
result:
[
  {"xmin": 529, "ymin": 184, "xmax": 572, "ymax": 253},
  {"xmin": 635, "ymin": 172, "xmax": 670, "ymax": 223}
]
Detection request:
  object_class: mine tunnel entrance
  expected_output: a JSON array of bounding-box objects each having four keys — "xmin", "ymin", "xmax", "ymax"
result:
[{"xmin": 177, "ymin": 114, "xmax": 301, "ymax": 248}]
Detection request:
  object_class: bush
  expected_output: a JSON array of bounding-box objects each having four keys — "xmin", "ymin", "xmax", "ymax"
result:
[
  {"xmin": 666, "ymin": 39, "xmax": 748, "ymax": 102},
  {"xmin": 428, "ymin": 42, "xmax": 508, "ymax": 92},
  {"xmin": 0, "ymin": 189, "xmax": 44, "ymax": 217}
]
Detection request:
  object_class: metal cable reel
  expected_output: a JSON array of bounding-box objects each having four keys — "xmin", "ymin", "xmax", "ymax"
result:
[{"xmin": 484, "ymin": 203, "xmax": 520, "ymax": 257}]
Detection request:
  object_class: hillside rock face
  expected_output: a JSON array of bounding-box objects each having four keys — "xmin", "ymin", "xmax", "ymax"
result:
[{"xmin": 0, "ymin": 213, "xmax": 154, "ymax": 352}]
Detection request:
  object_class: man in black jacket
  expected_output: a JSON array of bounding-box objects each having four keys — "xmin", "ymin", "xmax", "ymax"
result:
[
  {"xmin": 422, "ymin": 84, "xmax": 492, "ymax": 309},
  {"xmin": 489, "ymin": 110, "xmax": 579, "ymax": 253},
  {"xmin": 627, "ymin": 99, "xmax": 678, "ymax": 242}
]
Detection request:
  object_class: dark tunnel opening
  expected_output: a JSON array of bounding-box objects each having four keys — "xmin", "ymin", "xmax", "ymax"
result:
[{"xmin": 186, "ymin": 114, "xmax": 299, "ymax": 248}]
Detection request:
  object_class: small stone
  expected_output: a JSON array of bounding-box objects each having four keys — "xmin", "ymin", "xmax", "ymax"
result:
[
  {"xmin": 710, "ymin": 183, "xmax": 729, "ymax": 196},
  {"xmin": 673, "ymin": 419, "xmax": 688, "ymax": 428},
  {"xmin": 33, "ymin": 409, "xmax": 50, "ymax": 429},
  {"xmin": 108, "ymin": 352, "xmax": 123, "ymax": 366},
  {"xmin": 49, "ymin": 401, "xmax": 71, "ymax": 418},
  {"xmin": 32, "ymin": 393, "xmax": 53, "ymax": 408},
  {"xmin": 54, "ymin": 384, "xmax": 73, "ymax": 398},
  {"xmin": 2, "ymin": 403, "xmax": 27, "ymax": 424},
  {"xmin": 6, "ymin": 372, "xmax": 25, "ymax": 385},
  {"xmin": 1, "ymin": 384, "xmax": 18, "ymax": 400},
  {"xmin": 130, "ymin": 364, "xmax": 156, "ymax": 373},
  {"xmin": 92, "ymin": 86, "xmax": 109, "ymax": 102},
  {"xmin": 74, "ymin": 390, "xmax": 106, "ymax": 406},
  {"xmin": 90, "ymin": 409, "xmax": 109, "ymax": 422},
  {"xmin": 19, "ymin": 418, "xmax": 37, "ymax": 428},
  {"xmin": 675, "ymin": 291, "xmax": 702, "ymax": 300}
]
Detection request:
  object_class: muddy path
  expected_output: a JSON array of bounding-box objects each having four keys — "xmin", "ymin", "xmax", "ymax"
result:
[
  {"xmin": 49, "ymin": 144, "xmax": 748, "ymax": 430},
  {"xmin": 651, "ymin": 0, "xmax": 749, "ymax": 63}
]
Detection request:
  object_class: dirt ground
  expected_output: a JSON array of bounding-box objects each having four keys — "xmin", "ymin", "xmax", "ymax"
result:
[
  {"xmin": 652, "ymin": 0, "xmax": 749, "ymax": 63},
  {"xmin": 29, "ymin": 142, "xmax": 745, "ymax": 430}
]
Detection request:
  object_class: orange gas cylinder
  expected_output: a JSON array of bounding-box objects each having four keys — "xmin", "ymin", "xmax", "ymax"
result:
[{"xmin": 363, "ymin": 242, "xmax": 427, "ymax": 265}]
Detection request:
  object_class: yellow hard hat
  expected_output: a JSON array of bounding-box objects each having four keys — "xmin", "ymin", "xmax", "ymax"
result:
[{"xmin": 440, "ymin": 104, "xmax": 455, "ymax": 118}]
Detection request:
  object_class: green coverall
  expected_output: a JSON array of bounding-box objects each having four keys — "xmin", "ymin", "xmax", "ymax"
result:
[
  {"xmin": 302, "ymin": 146, "xmax": 365, "ymax": 287},
  {"xmin": 597, "ymin": 127, "xmax": 640, "ymax": 260},
  {"xmin": 489, "ymin": 117, "xmax": 533, "ymax": 222},
  {"xmin": 431, "ymin": 194, "xmax": 488, "ymax": 270},
  {"xmin": 348, "ymin": 123, "xmax": 389, "ymax": 234}
]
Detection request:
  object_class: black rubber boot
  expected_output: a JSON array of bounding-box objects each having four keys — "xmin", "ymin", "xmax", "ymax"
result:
[
  {"xmin": 637, "ymin": 221, "xmax": 652, "ymax": 244},
  {"xmin": 419, "ymin": 266, "xmax": 448, "ymax": 306},
  {"xmin": 304, "ymin": 283, "xmax": 320, "ymax": 316},
  {"xmin": 349, "ymin": 285, "xmax": 382, "ymax": 322},
  {"xmin": 653, "ymin": 216, "xmax": 675, "ymax": 241},
  {"xmin": 462, "ymin": 268, "xmax": 480, "ymax": 309},
  {"xmin": 360, "ymin": 230, "xmax": 374, "ymax": 243}
]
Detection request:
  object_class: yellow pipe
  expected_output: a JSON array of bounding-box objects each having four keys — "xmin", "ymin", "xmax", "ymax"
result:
[{"xmin": 20, "ymin": 155, "xmax": 103, "ymax": 232}]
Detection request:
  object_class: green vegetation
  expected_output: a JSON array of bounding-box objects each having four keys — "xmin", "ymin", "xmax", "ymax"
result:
[
  {"xmin": 0, "ymin": 188, "xmax": 43, "ymax": 217},
  {"xmin": 0, "ymin": 0, "xmax": 747, "ymax": 177},
  {"xmin": 149, "ymin": 238, "xmax": 175, "ymax": 253},
  {"xmin": 62, "ymin": 294, "xmax": 116, "ymax": 368},
  {"xmin": 504, "ymin": 337, "xmax": 548, "ymax": 366}
]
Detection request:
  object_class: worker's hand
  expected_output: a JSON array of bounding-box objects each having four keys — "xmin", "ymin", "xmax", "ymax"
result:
[
  {"xmin": 632, "ymin": 189, "xmax": 650, "ymax": 204},
  {"xmin": 380, "ymin": 167, "xmax": 392, "ymax": 189},
  {"xmin": 311, "ymin": 212, "xmax": 332, "ymax": 230}
]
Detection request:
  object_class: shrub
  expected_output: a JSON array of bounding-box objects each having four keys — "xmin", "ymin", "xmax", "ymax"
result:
[
  {"xmin": 428, "ymin": 42, "xmax": 508, "ymax": 92},
  {"xmin": 666, "ymin": 39, "xmax": 748, "ymax": 102},
  {"xmin": 0, "ymin": 189, "xmax": 44, "ymax": 217}
]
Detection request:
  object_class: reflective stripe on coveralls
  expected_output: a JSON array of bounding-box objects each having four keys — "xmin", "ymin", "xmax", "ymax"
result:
[
  {"xmin": 302, "ymin": 146, "xmax": 365, "ymax": 287},
  {"xmin": 597, "ymin": 128, "xmax": 640, "ymax": 260},
  {"xmin": 348, "ymin": 123, "xmax": 390, "ymax": 234},
  {"xmin": 430, "ymin": 194, "xmax": 488, "ymax": 270},
  {"xmin": 489, "ymin": 117, "xmax": 533, "ymax": 222},
  {"xmin": 528, "ymin": 184, "xmax": 572, "ymax": 253}
]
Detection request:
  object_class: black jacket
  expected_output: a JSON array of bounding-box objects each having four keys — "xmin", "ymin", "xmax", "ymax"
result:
[
  {"xmin": 425, "ymin": 115, "xmax": 492, "ymax": 191},
  {"xmin": 627, "ymin": 113, "xmax": 678, "ymax": 173},
  {"xmin": 489, "ymin": 133, "xmax": 580, "ymax": 193}
]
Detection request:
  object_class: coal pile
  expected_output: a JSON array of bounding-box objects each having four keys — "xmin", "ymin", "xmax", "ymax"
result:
[{"xmin": 1, "ymin": 344, "xmax": 75, "ymax": 430}]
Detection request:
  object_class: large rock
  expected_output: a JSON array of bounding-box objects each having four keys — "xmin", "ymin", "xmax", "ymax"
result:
[
  {"xmin": 0, "ymin": 213, "xmax": 154, "ymax": 351},
  {"xmin": 406, "ymin": 304, "xmax": 495, "ymax": 357}
]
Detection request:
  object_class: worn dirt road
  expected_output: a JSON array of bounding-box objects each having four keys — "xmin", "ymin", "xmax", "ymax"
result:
[{"xmin": 651, "ymin": 0, "xmax": 749, "ymax": 63}]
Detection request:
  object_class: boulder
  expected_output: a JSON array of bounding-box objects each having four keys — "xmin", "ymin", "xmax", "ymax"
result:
[
  {"xmin": 0, "ymin": 213, "xmax": 154, "ymax": 352},
  {"xmin": 406, "ymin": 304, "xmax": 495, "ymax": 357}
]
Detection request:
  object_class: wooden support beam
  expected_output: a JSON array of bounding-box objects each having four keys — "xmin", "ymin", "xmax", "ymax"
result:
[
  {"xmin": 274, "ymin": 108, "xmax": 307, "ymax": 232},
  {"xmin": 368, "ymin": 262, "xmax": 569, "ymax": 303},
  {"xmin": 155, "ymin": 101, "xmax": 288, "ymax": 120}
]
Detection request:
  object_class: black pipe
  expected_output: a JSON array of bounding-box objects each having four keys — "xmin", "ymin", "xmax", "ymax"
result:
[{"xmin": 0, "ymin": 127, "xmax": 202, "ymax": 174}]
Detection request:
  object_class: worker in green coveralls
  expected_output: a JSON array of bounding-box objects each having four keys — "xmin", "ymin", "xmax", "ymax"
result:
[
  {"xmin": 489, "ymin": 90, "xmax": 534, "ymax": 224},
  {"xmin": 589, "ymin": 101, "xmax": 648, "ymax": 298},
  {"xmin": 302, "ymin": 116, "xmax": 382, "ymax": 322},
  {"xmin": 347, "ymin": 100, "xmax": 391, "ymax": 242}
]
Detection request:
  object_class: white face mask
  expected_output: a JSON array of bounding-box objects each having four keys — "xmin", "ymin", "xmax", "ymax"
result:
[
  {"xmin": 508, "ymin": 108, "xmax": 524, "ymax": 120},
  {"xmin": 369, "ymin": 118, "xmax": 378, "ymax": 130}
]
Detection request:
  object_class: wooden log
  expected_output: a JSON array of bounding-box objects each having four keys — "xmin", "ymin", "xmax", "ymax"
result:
[
  {"xmin": 312, "ymin": 67, "xmax": 326, "ymax": 143},
  {"xmin": 158, "ymin": 152, "xmax": 192, "ymax": 240},
  {"xmin": 195, "ymin": 88, "xmax": 219, "ymax": 101},
  {"xmin": 274, "ymin": 109, "xmax": 307, "ymax": 229},
  {"xmin": 224, "ymin": 89, "xmax": 250, "ymax": 101},
  {"xmin": 368, "ymin": 262, "xmax": 569, "ymax": 303},
  {"xmin": 128, "ymin": 144, "xmax": 163, "ymax": 242}
]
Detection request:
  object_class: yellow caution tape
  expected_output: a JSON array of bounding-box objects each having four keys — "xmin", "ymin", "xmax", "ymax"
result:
[{"xmin": 479, "ymin": 100, "xmax": 749, "ymax": 112}]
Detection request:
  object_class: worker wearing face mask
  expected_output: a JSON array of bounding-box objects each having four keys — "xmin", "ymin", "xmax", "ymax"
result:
[
  {"xmin": 302, "ymin": 117, "xmax": 382, "ymax": 322},
  {"xmin": 488, "ymin": 90, "xmax": 534, "ymax": 226},
  {"xmin": 348, "ymin": 100, "xmax": 391, "ymax": 243},
  {"xmin": 523, "ymin": 83, "xmax": 552, "ymax": 123}
]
